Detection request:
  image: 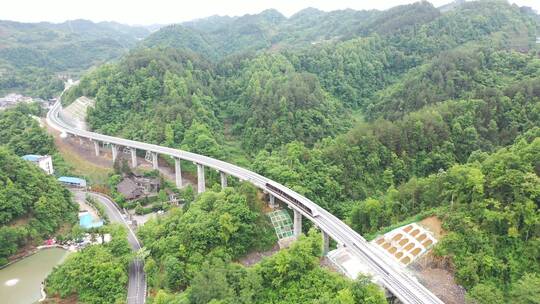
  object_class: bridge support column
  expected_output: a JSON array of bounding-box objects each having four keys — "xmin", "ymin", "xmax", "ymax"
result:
[
  {"xmin": 151, "ymin": 152, "xmax": 158, "ymax": 170},
  {"xmin": 111, "ymin": 144, "xmax": 118, "ymax": 163},
  {"xmin": 322, "ymin": 231, "xmax": 330, "ymax": 255},
  {"xmin": 93, "ymin": 140, "xmax": 100, "ymax": 156},
  {"xmin": 130, "ymin": 148, "xmax": 137, "ymax": 168},
  {"xmin": 197, "ymin": 164, "xmax": 205, "ymax": 193},
  {"xmin": 220, "ymin": 171, "xmax": 227, "ymax": 189},
  {"xmin": 79, "ymin": 137, "xmax": 84, "ymax": 145},
  {"xmin": 174, "ymin": 157, "xmax": 182, "ymax": 188},
  {"xmin": 293, "ymin": 210, "xmax": 302, "ymax": 236},
  {"xmin": 269, "ymin": 194, "xmax": 276, "ymax": 209}
]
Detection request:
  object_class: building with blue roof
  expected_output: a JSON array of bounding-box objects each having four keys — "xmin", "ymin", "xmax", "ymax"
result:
[
  {"xmin": 22, "ymin": 155, "xmax": 42, "ymax": 162},
  {"xmin": 21, "ymin": 154, "xmax": 54, "ymax": 175},
  {"xmin": 58, "ymin": 176, "xmax": 87, "ymax": 188}
]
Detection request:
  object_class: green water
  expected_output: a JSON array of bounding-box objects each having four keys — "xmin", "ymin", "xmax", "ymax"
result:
[{"xmin": 0, "ymin": 248, "xmax": 69, "ymax": 304}]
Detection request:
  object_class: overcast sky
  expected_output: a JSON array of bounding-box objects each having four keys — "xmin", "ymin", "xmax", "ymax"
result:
[{"xmin": 1, "ymin": 0, "xmax": 538, "ymax": 25}]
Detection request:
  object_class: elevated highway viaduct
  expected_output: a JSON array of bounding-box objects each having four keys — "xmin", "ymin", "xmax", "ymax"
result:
[{"xmin": 47, "ymin": 101, "xmax": 444, "ymax": 304}]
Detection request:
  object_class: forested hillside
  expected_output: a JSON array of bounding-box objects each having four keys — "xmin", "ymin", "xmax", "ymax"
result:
[
  {"xmin": 61, "ymin": 1, "xmax": 540, "ymax": 302},
  {"xmin": 45, "ymin": 225, "xmax": 132, "ymax": 304},
  {"xmin": 0, "ymin": 148, "xmax": 78, "ymax": 265},
  {"xmin": 0, "ymin": 104, "xmax": 54, "ymax": 155},
  {"xmin": 347, "ymin": 131, "xmax": 540, "ymax": 302},
  {"xmin": 0, "ymin": 19, "xmax": 151, "ymax": 98},
  {"xmin": 0, "ymin": 104, "xmax": 72, "ymax": 174},
  {"xmin": 138, "ymin": 185, "xmax": 387, "ymax": 304},
  {"xmin": 0, "ymin": 105, "xmax": 77, "ymax": 265}
]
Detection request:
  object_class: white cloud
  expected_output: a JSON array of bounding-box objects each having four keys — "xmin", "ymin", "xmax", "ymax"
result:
[{"xmin": 1, "ymin": 0, "xmax": 538, "ymax": 25}]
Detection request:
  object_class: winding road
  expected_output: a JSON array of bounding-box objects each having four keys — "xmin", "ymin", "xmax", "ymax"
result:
[
  {"xmin": 74, "ymin": 191, "xmax": 146, "ymax": 304},
  {"xmin": 50, "ymin": 101, "xmax": 443, "ymax": 304}
]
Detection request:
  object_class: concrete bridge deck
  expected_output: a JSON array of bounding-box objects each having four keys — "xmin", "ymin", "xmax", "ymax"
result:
[{"xmin": 47, "ymin": 100, "xmax": 444, "ymax": 304}]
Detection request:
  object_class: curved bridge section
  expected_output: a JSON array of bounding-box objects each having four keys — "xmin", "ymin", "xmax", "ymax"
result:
[{"xmin": 47, "ymin": 101, "xmax": 444, "ymax": 304}]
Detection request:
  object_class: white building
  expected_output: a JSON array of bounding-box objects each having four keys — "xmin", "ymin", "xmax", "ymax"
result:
[{"xmin": 22, "ymin": 155, "xmax": 54, "ymax": 175}]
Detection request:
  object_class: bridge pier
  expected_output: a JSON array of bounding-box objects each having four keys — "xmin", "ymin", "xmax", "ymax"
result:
[
  {"xmin": 111, "ymin": 144, "xmax": 118, "ymax": 163},
  {"xmin": 93, "ymin": 140, "xmax": 100, "ymax": 156},
  {"xmin": 174, "ymin": 157, "xmax": 182, "ymax": 188},
  {"xmin": 293, "ymin": 210, "xmax": 302, "ymax": 236},
  {"xmin": 197, "ymin": 164, "xmax": 206, "ymax": 193},
  {"xmin": 322, "ymin": 231, "xmax": 330, "ymax": 255},
  {"xmin": 220, "ymin": 171, "xmax": 227, "ymax": 189},
  {"xmin": 269, "ymin": 194, "xmax": 276, "ymax": 209},
  {"xmin": 151, "ymin": 152, "xmax": 158, "ymax": 170},
  {"xmin": 79, "ymin": 137, "xmax": 84, "ymax": 145},
  {"xmin": 130, "ymin": 148, "xmax": 137, "ymax": 168}
]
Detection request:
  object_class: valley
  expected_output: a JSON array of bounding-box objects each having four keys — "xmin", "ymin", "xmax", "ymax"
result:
[{"xmin": 0, "ymin": 1, "xmax": 539, "ymax": 303}]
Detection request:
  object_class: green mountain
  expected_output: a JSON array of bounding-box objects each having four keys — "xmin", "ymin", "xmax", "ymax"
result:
[
  {"xmin": 62, "ymin": 1, "xmax": 540, "ymax": 301},
  {"xmin": 0, "ymin": 19, "xmax": 151, "ymax": 98},
  {"xmin": 142, "ymin": 2, "xmax": 441, "ymax": 58},
  {"xmin": 0, "ymin": 105, "xmax": 79, "ymax": 266}
]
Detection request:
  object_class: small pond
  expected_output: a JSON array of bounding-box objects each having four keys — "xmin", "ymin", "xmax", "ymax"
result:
[{"xmin": 0, "ymin": 247, "xmax": 69, "ymax": 304}]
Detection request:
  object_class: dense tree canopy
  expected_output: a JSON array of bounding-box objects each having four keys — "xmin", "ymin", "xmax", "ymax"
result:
[
  {"xmin": 0, "ymin": 104, "xmax": 55, "ymax": 156},
  {"xmin": 0, "ymin": 147, "xmax": 77, "ymax": 265},
  {"xmin": 0, "ymin": 105, "xmax": 73, "ymax": 175},
  {"xmin": 0, "ymin": 19, "xmax": 150, "ymax": 97},
  {"xmin": 46, "ymin": 225, "xmax": 132, "ymax": 304},
  {"xmin": 138, "ymin": 185, "xmax": 275, "ymax": 291},
  {"xmin": 185, "ymin": 230, "xmax": 387, "ymax": 304},
  {"xmin": 221, "ymin": 54, "xmax": 348, "ymax": 150},
  {"xmin": 139, "ymin": 186, "xmax": 386, "ymax": 304},
  {"xmin": 367, "ymin": 47, "xmax": 540, "ymax": 120},
  {"xmin": 348, "ymin": 134, "xmax": 540, "ymax": 302},
  {"xmin": 17, "ymin": 1, "xmax": 540, "ymax": 302}
]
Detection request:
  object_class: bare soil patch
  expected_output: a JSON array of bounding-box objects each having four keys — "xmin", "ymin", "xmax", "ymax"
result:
[
  {"xmin": 419, "ymin": 216, "xmax": 445, "ymax": 239},
  {"xmin": 44, "ymin": 120, "xmax": 112, "ymax": 184},
  {"xmin": 7, "ymin": 242, "xmax": 37, "ymax": 263},
  {"xmin": 43, "ymin": 118, "xmax": 198, "ymax": 187},
  {"xmin": 237, "ymin": 244, "xmax": 280, "ymax": 266},
  {"xmin": 410, "ymin": 252, "xmax": 466, "ymax": 304},
  {"xmin": 9, "ymin": 216, "xmax": 31, "ymax": 227},
  {"xmin": 43, "ymin": 294, "xmax": 78, "ymax": 304},
  {"xmin": 320, "ymin": 256, "xmax": 342, "ymax": 273}
]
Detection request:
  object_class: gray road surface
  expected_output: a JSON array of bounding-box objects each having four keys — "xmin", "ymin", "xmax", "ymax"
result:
[
  {"xmin": 76, "ymin": 191, "xmax": 146, "ymax": 304},
  {"xmin": 54, "ymin": 101, "xmax": 441, "ymax": 304}
]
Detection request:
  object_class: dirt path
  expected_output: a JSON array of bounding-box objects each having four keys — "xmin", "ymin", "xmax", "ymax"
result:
[{"xmin": 71, "ymin": 190, "xmax": 99, "ymax": 219}]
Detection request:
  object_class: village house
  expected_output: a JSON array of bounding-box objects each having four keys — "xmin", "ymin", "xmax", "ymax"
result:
[
  {"xmin": 117, "ymin": 174, "xmax": 161, "ymax": 200},
  {"xmin": 22, "ymin": 154, "xmax": 54, "ymax": 175},
  {"xmin": 58, "ymin": 176, "xmax": 87, "ymax": 188},
  {"xmin": 117, "ymin": 178, "xmax": 144, "ymax": 200}
]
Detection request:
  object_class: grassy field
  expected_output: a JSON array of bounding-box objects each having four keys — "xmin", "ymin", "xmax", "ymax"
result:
[
  {"xmin": 45, "ymin": 120, "xmax": 112, "ymax": 185},
  {"xmin": 55, "ymin": 144, "xmax": 112, "ymax": 185}
]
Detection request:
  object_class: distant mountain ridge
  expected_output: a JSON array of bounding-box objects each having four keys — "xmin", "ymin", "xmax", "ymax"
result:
[
  {"xmin": 438, "ymin": 0, "xmax": 467, "ymax": 12},
  {"xmin": 142, "ymin": 2, "xmax": 441, "ymax": 59},
  {"xmin": 0, "ymin": 19, "xmax": 152, "ymax": 98}
]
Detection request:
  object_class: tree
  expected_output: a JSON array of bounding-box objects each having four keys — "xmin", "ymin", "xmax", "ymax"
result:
[
  {"xmin": 350, "ymin": 198, "xmax": 387, "ymax": 234},
  {"xmin": 46, "ymin": 244, "xmax": 130, "ymax": 304},
  {"xmin": 509, "ymin": 273, "xmax": 540, "ymax": 304},
  {"xmin": 189, "ymin": 259, "xmax": 234, "ymax": 304},
  {"xmin": 0, "ymin": 147, "xmax": 77, "ymax": 265},
  {"xmin": 181, "ymin": 121, "xmax": 222, "ymax": 158},
  {"xmin": 466, "ymin": 283, "xmax": 505, "ymax": 304}
]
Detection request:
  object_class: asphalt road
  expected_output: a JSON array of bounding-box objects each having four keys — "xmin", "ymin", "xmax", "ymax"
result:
[
  {"xmin": 53, "ymin": 101, "xmax": 441, "ymax": 304},
  {"xmin": 80, "ymin": 191, "xmax": 146, "ymax": 304}
]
